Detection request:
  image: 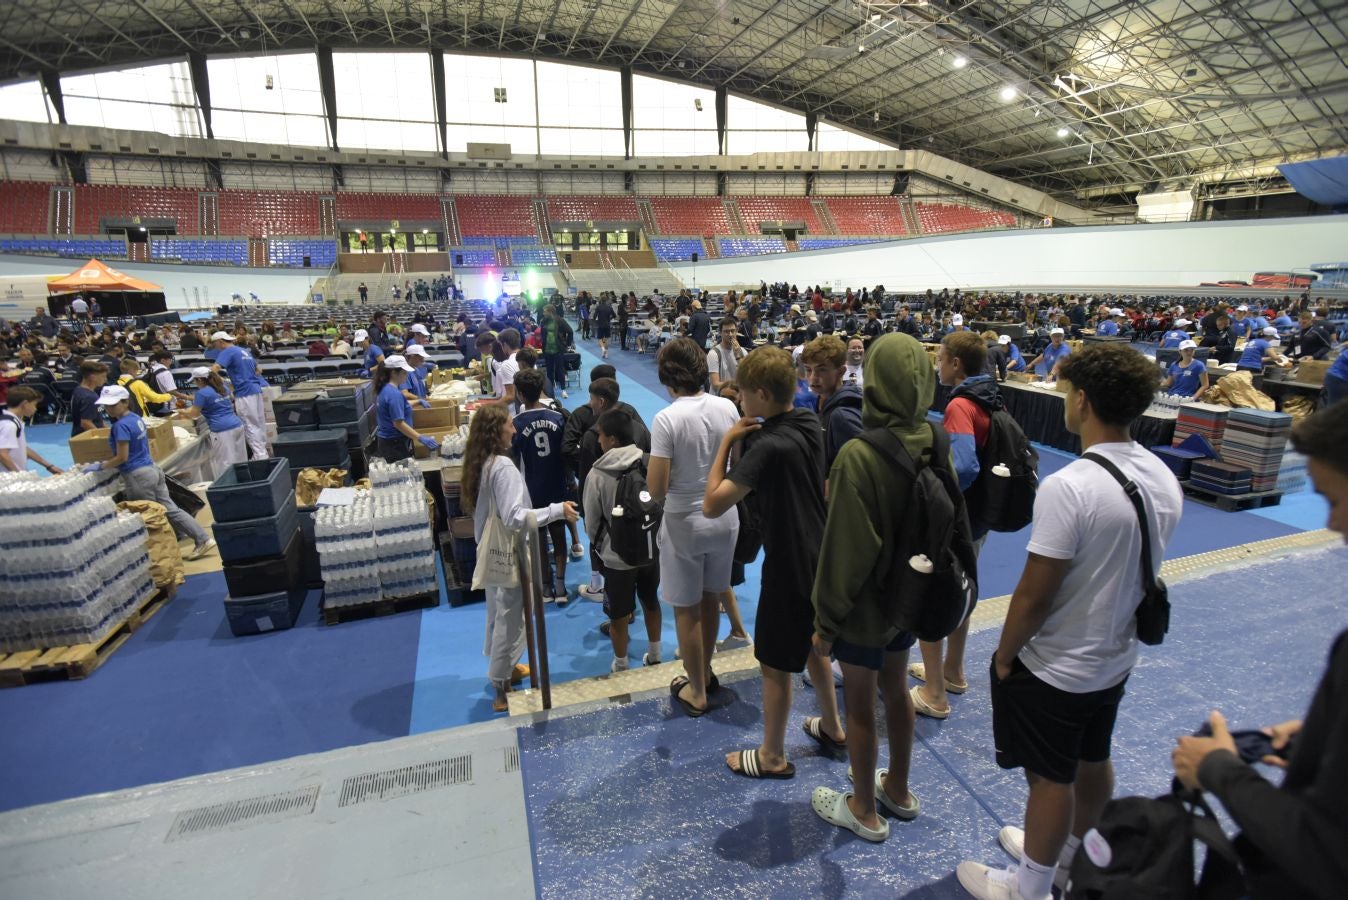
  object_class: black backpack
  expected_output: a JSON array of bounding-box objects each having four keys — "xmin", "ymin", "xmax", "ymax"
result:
[
  {"xmin": 966, "ymin": 406, "xmax": 1039, "ymax": 532},
  {"xmin": 140, "ymin": 365, "xmax": 172, "ymax": 416},
  {"xmin": 858, "ymin": 424, "xmax": 978, "ymax": 642},
  {"xmin": 596, "ymin": 461, "xmax": 663, "ymax": 568},
  {"xmin": 1066, "ymin": 783, "xmax": 1243, "ymax": 900}
]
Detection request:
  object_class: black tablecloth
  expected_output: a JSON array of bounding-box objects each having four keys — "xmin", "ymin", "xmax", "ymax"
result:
[{"xmin": 999, "ymin": 382, "xmax": 1174, "ymax": 454}]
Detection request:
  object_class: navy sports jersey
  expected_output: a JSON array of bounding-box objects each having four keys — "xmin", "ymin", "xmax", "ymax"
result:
[{"xmin": 512, "ymin": 407, "xmax": 567, "ymax": 506}]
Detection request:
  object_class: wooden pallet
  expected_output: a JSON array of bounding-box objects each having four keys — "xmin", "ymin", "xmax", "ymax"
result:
[
  {"xmin": 0, "ymin": 584, "xmax": 178, "ymax": 688},
  {"xmin": 321, "ymin": 590, "xmax": 439, "ymax": 625},
  {"xmin": 1182, "ymin": 483, "xmax": 1284, "ymax": 512}
]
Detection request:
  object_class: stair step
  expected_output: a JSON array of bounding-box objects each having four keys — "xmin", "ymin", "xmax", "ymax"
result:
[{"xmin": 506, "ymin": 644, "xmax": 757, "ymax": 715}]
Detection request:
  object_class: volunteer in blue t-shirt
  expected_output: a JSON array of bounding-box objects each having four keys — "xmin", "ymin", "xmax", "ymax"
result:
[
  {"xmin": 1030, "ymin": 327, "xmax": 1072, "ymax": 380},
  {"xmin": 401, "ymin": 344, "xmax": 432, "ymax": 407},
  {"xmin": 999, "ymin": 334, "xmax": 1026, "ymax": 371},
  {"xmin": 1162, "ymin": 340, "xmax": 1209, "ymax": 397},
  {"xmin": 209, "ymin": 331, "xmax": 269, "ymax": 460},
  {"xmin": 1095, "ymin": 309, "xmax": 1123, "ymax": 336},
  {"xmin": 92, "ymin": 384, "xmax": 214, "ymax": 559},
  {"xmin": 1230, "ymin": 306, "xmax": 1253, "ymax": 339},
  {"xmin": 1237, "ymin": 326, "xmax": 1284, "ymax": 372},
  {"xmin": 1324, "ymin": 346, "xmax": 1348, "ymax": 406},
  {"xmin": 188, "ymin": 366, "xmax": 246, "ymax": 473},
  {"xmin": 1160, "ymin": 319, "xmax": 1191, "ymax": 348},
  {"xmin": 373, "ymin": 355, "xmax": 439, "ymax": 463}
]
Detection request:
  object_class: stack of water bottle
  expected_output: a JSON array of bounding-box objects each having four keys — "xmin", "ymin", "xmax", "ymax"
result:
[
  {"xmin": 313, "ymin": 491, "xmax": 381, "ymax": 610},
  {"xmin": 369, "ymin": 458, "xmax": 438, "ymax": 600},
  {"xmin": 0, "ymin": 471, "xmax": 154, "ymax": 652},
  {"xmin": 437, "ymin": 423, "xmax": 471, "ymax": 462}
]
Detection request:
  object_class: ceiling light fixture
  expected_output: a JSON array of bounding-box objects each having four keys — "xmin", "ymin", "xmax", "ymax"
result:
[
  {"xmin": 952, "ymin": 55, "xmax": 968, "ymax": 69},
  {"xmin": 1000, "ymin": 85, "xmax": 1017, "ymax": 101},
  {"xmin": 1056, "ymin": 127, "xmax": 1070, "ymax": 138}
]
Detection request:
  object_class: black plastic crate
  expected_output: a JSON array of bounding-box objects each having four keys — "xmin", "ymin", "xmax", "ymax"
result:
[
  {"xmin": 295, "ymin": 505, "xmax": 324, "ymax": 588},
  {"xmin": 315, "ymin": 393, "xmax": 367, "ymax": 425},
  {"xmin": 222, "ymin": 527, "xmax": 304, "ymax": 598},
  {"xmin": 273, "ymin": 428, "xmax": 350, "ymax": 469},
  {"xmin": 206, "ymin": 458, "xmax": 293, "ymax": 523},
  {"xmin": 341, "ymin": 408, "xmax": 376, "ymax": 447},
  {"xmin": 276, "ymin": 422, "xmax": 318, "ymax": 433},
  {"xmin": 272, "ymin": 393, "xmax": 320, "ymax": 428},
  {"xmin": 212, "ymin": 490, "xmax": 300, "ymax": 563},
  {"xmin": 224, "ymin": 586, "xmax": 308, "ymax": 636}
]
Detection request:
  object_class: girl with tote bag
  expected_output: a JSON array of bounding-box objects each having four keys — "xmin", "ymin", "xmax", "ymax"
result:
[{"xmin": 461, "ymin": 404, "xmax": 578, "ymax": 712}]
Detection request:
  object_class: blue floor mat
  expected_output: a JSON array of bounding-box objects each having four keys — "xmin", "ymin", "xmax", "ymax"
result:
[{"xmin": 520, "ymin": 546, "xmax": 1345, "ymax": 898}]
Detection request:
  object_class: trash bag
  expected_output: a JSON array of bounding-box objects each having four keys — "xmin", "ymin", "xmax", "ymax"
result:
[
  {"xmin": 1202, "ymin": 371, "xmax": 1274, "ymax": 411},
  {"xmin": 117, "ymin": 499, "xmax": 185, "ymax": 588},
  {"xmin": 1281, "ymin": 395, "xmax": 1315, "ymax": 421},
  {"xmin": 296, "ymin": 467, "xmax": 350, "ymax": 506}
]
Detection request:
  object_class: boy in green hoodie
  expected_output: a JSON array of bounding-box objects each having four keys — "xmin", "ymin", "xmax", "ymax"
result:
[
  {"xmin": 809, "ymin": 333, "xmax": 933, "ymax": 842},
  {"xmin": 704, "ymin": 346, "xmax": 846, "ymax": 779}
]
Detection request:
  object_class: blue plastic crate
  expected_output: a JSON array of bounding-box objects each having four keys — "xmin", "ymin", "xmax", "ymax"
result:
[
  {"xmin": 206, "ymin": 458, "xmax": 294, "ymax": 524},
  {"xmin": 212, "ymin": 490, "xmax": 300, "ymax": 563}
]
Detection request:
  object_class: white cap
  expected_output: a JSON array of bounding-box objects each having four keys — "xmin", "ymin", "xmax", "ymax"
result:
[
  {"xmin": 997, "ymin": 334, "xmax": 1011, "ymax": 345},
  {"xmin": 791, "ymin": 344, "xmax": 804, "ymax": 361},
  {"xmin": 403, "ymin": 344, "xmax": 426, "ymax": 358},
  {"xmin": 1174, "ymin": 319, "xmax": 1190, "ymax": 327},
  {"xmin": 410, "ymin": 324, "xmax": 430, "ymax": 335},
  {"xmin": 382, "ymin": 354, "xmax": 415, "ymax": 372},
  {"xmin": 96, "ymin": 385, "xmax": 130, "ymax": 406},
  {"xmin": 1178, "ymin": 339, "xmax": 1197, "ymax": 350},
  {"xmin": 805, "ymin": 310, "xmax": 817, "ymax": 321},
  {"xmin": 210, "ymin": 330, "xmax": 234, "ymax": 342},
  {"xmin": 1109, "ymin": 308, "xmax": 1124, "ymax": 316},
  {"xmin": 952, "ymin": 314, "xmax": 964, "ymax": 326},
  {"xmin": 354, "ymin": 329, "xmax": 369, "ymax": 342},
  {"xmin": 190, "ymin": 366, "xmax": 212, "ymax": 380},
  {"xmin": 1236, "ymin": 305, "xmax": 1249, "ymax": 311},
  {"xmin": 1262, "ymin": 326, "xmax": 1278, "ymax": 336},
  {"xmin": 1049, "ymin": 327, "xmax": 1064, "ymax": 335},
  {"xmin": 790, "ymin": 304, "xmax": 801, "ymax": 314}
]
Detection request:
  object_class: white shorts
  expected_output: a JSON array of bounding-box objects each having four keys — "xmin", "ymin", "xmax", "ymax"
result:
[{"xmin": 657, "ymin": 508, "xmax": 739, "ymax": 607}]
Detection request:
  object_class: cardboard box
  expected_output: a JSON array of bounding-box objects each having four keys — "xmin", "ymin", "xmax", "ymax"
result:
[
  {"xmin": 145, "ymin": 419, "xmax": 177, "ymax": 459},
  {"xmin": 69, "ymin": 428, "xmax": 114, "ymax": 464},
  {"xmin": 1295, "ymin": 359, "xmax": 1330, "ymax": 386},
  {"xmin": 414, "ymin": 427, "xmax": 459, "ymax": 459},
  {"xmin": 412, "ymin": 399, "xmax": 459, "ymax": 430}
]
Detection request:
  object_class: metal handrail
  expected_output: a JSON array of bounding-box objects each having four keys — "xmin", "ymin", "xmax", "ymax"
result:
[{"xmin": 517, "ymin": 511, "xmax": 552, "ymax": 710}]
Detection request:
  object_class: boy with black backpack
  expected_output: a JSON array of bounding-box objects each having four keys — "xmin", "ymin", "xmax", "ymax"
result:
[
  {"xmin": 808, "ymin": 333, "xmax": 976, "ymax": 843},
  {"xmin": 583, "ymin": 409, "xmax": 663, "ymax": 671},
  {"xmin": 703, "ymin": 345, "xmax": 845, "ymax": 779},
  {"xmin": 912, "ymin": 331, "xmax": 1038, "ymax": 720}
]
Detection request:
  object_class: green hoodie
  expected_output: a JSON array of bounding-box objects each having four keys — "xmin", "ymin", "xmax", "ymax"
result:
[{"xmin": 812, "ymin": 333, "xmax": 937, "ymax": 646}]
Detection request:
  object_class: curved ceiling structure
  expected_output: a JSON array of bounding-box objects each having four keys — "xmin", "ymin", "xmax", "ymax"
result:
[{"xmin": 0, "ymin": 0, "xmax": 1344, "ymax": 201}]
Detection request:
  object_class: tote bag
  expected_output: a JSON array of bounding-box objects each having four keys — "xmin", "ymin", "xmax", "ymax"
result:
[{"xmin": 471, "ymin": 484, "xmax": 519, "ymax": 590}]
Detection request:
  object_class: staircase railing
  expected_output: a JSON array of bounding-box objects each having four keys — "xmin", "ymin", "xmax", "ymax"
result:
[{"xmin": 517, "ymin": 511, "xmax": 552, "ymax": 710}]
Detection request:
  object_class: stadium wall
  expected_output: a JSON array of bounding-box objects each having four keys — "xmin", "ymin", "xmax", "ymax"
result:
[{"xmin": 667, "ymin": 216, "xmax": 1348, "ymax": 291}]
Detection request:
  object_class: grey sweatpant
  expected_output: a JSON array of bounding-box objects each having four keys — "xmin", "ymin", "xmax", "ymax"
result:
[
  {"xmin": 123, "ymin": 465, "xmax": 210, "ymax": 546},
  {"xmin": 483, "ymin": 585, "xmax": 526, "ymax": 688}
]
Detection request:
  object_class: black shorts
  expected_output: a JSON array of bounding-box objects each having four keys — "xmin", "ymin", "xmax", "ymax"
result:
[
  {"xmin": 538, "ymin": 520, "xmax": 567, "ymax": 556},
  {"xmin": 752, "ymin": 584, "xmax": 817, "ymax": 674},
  {"xmin": 595, "ymin": 325, "xmax": 612, "ymax": 340},
  {"xmin": 376, "ymin": 435, "xmax": 412, "ymax": 462},
  {"xmin": 601, "ymin": 562, "xmax": 659, "ymax": 620},
  {"xmin": 832, "ymin": 631, "xmax": 917, "ymax": 671},
  {"xmin": 991, "ymin": 656, "xmax": 1128, "ymax": 784}
]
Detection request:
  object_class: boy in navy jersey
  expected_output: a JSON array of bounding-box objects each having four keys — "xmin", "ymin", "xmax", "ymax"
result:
[{"xmin": 512, "ymin": 368, "xmax": 571, "ymax": 603}]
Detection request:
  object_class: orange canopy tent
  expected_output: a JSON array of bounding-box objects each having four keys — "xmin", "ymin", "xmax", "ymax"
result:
[{"xmin": 47, "ymin": 258, "xmax": 163, "ymax": 294}]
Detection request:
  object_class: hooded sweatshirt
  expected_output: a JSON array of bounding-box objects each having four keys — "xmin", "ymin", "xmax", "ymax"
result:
[
  {"xmin": 582, "ymin": 443, "xmax": 646, "ymax": 571},
  {"xmin": 812, "ymin": 333, "xmax": 936, "ymax": 647}
]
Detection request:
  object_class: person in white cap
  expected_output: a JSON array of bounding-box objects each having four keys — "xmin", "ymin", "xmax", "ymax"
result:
[
  {"xmin": 408, "ymin": 323, "xmax": 431, "ymax": 343},
  {"xmin": 1236, "ymin": 326, "xmax": 1289, "ymax": 373},
  {"xmin": 373, "ymin": 355, "xmax": 439, "ymax": 462},
  {"xmin": 209, "ymin": 331, "xmax": 269, "ymax": 459},
  {"xmin": 1028, "ymin": 328, "xmax": 1071, "ymax": 382},
  {"xmin": 1230, "ymin": 305, "xmax": 1253, "ymax": 340},
  {"xmin": 400, "ymin": 344, "xmax": 432, "ymax": 407},
  {"xmin": 92, "ymin": 384, "xmax": 215, "ymax": 559},
  {"xmin": 1161, "ymin": 339, "xmax": 1209, "ymax": 397},
  {"xmin": 180, "ymin": 366, "xmax": 247, "ymax": 471},
  {"xmin": 1160, "ymin": 319, "xmax": 1191, "ymax": 349},
  {"xmin": 999, "ymin": 333, "xmax": 1026, "ymax": 373},
  {"xmin": 1095, "ymin": 309, "xmax": 1125, "ymax": 337}
]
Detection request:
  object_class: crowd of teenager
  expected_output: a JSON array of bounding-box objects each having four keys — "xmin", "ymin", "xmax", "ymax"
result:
[{"xmin": 457, "ymin": 288, "xmax": 1344, "ymax": 900}]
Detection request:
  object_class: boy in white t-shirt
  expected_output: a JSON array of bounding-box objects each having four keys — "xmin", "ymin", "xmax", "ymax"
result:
[
  {"xmin": 0, "ymin": 387, "xmax": 63, "ymax": 475},
  {"xmin": 958, "ymin": 343, "xmax": 1183, "ymax": 900}
]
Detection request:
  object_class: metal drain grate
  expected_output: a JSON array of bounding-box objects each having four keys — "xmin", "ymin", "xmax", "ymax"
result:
[
  {"xmin": 337, "ymin": 754, "xmax": 473, "ymax": 808},
  {"xmin": 165, "ymin": 785, "xmax": 321, "ymax": 843},
  {"xmin": 503, "ymin": 746, "xmax": 520, "ymax": 773}
]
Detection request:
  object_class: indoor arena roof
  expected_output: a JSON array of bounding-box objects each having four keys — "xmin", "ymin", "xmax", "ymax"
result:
[{"xmin": 0, "ymin": 0, "xmax": 1344, "ymax": 200}]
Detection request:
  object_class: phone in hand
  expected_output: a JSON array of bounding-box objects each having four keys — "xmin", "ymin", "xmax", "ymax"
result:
[{"xmin": 1194, "ymin": 723, "xmax": 1287, "ymax": 764}]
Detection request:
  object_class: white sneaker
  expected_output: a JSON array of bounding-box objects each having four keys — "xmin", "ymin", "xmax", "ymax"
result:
[
  {"xmin": 610, "ymin": 657, "xmax": 629, "ymax": 673},
  {"xmin": 577, "ymin": 585, "xmax": 606, "ymax": 603},
  {"xmin": 955, "ymin": 862, "xmax": 1021, "ymax": 900},
  {"xmin": 642, "ymin": 652, "xmax": 661, "ymax": 666},
  {"xmin": 553, "ymin": 588, "xmax": 570, "ymax": 607},
  {"xmin": 569, "ymin": 543, "xmax": 585, "ymax": 561},
  {"xmin": 997, "ymin": 826, "xmax": 1072, "ymax": 890},
  {"xmin": 186, "ymin": 539, "xmax": 215, "ymax": 560},
  {"xmin": 562, "ymin": 390, "xmax": 569, "ymax": 400}
]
